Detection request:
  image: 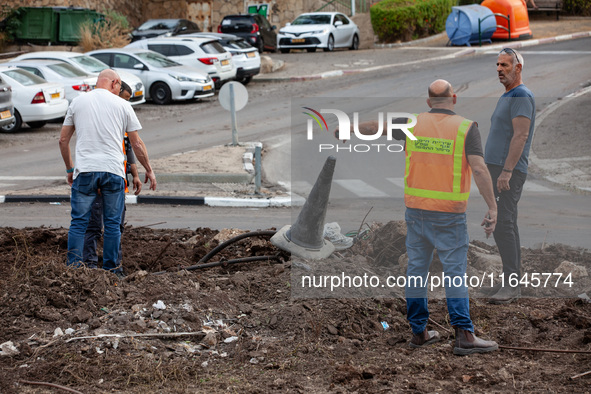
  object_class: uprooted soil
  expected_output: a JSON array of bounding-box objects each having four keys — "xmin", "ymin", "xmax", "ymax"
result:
[{"xmin": 1, "ymin": 223, "xmax": 591, "ymax": 393}]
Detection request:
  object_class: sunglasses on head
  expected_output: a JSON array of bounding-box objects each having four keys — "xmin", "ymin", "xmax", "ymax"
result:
[{"xmin": 499, "ymin": 48, "xmax": 521, "ymax": 65}]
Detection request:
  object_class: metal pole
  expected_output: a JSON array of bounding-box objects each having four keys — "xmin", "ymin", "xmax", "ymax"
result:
[
  {"xmin": 230, "ymin": 83, "xmax": 238, "ymax": 146},
  {"xmin": 254, "ymin": 144, "xmax": 261, "ymax": 194},
  {"xmin": 351, "ymin": 0, "xmax": 356, "ymax": 16}
]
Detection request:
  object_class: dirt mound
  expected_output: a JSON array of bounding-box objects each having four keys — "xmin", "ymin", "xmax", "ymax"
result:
[{"xmin": 1, "ymin": 223, "xmax": 590, "ymax": 393}]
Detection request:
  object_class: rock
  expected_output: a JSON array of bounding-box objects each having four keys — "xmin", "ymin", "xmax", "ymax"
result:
[
  {"xmin": 153, "ymin": 300, "xmax": 166, "ymax": 310},
  {"xmin": 53, "ymin": 327, "xmax": 64, "ymax": 337},
  {"xmin": 202, "ymin": 332, "xmax": 218, "ymax": 348},
  {"xmin": 470, "ymin": 250, "xmax": 503, "ymax": 274},
  {"xmin": 0, "ymin": 341, "xmax": 19, "ymax": 356},
  {"xmin": 327, "ymin": 324, "xmax": 339, "ymax": 335},
  {"xmin": 555, "ymin": 260, "xmax": 588, "ymax": 278},
  {"xmin": 259, "ymin": 56, "xmax": 284, "ymax": 74},
  {"xmin": 71, "ymin": 309, "xmax": 93, "ymax": 323}
]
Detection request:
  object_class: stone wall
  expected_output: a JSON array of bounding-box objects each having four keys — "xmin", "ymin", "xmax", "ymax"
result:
[{"xmin": 3, "ymin": 0, "xmax": 331, "ymax": 32}]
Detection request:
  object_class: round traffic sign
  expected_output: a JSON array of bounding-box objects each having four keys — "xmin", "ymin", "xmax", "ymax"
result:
[{"xmin": 218, "ymin": 81, "xmax": 249, "ymax": 111}]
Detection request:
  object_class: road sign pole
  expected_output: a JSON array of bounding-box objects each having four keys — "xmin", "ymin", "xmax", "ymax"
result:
[{"xmin": 230, "ymin": 84, "xmax": 239, "ymax": 146}]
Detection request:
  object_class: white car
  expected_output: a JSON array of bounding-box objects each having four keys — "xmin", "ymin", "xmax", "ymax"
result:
[
  {"xmin": 87, "ymin": 48, "xmax": 215, "ymax": 105},
  {"xmin": 0, "ymin": 66, "xmax": 68, "ymax": 133},
  {"xmin": 277, "ymin": 12, "xmax": 360, "ymax": 53},
  {"xmin": 126, "ymin": 37, "xmax": 236, "ymax": 88},
  {"xmin": 4, "ymin": 59, "xmax": 97, "ymax": 103},
  {"xmin": 13, "ymin": 51, "xmax": 146, "ymax": 106},
  {"xmin": 186, "ymin": 33, "xmax": 260, "ymax": 85}
]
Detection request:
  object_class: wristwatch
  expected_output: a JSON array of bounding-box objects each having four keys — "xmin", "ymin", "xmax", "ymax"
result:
[{"xmin": 502, "ymin": 168, "xmax": 512, "ymax": 173}]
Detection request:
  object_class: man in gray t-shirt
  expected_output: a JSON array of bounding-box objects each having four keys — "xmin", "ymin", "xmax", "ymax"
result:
[
  {"xmin": 59, "ymin": 69, "xmax": 156, "ymax": 276},
  {"xmin": 484, "ymin": 48, "xmax": 535, "ymax": 305}
]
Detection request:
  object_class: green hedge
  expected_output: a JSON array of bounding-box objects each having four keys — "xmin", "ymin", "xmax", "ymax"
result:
[
  {"xmin": 563, "ymin": 0, "xmax": 591, "ymax": 15},
  {"xmin": 371, "ymin": 0, "xmax": 457, "ymax": 43}
]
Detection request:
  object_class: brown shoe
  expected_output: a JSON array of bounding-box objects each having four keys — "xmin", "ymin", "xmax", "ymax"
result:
[
  {"xmin": 453, "ymin": 327, "xmax": 498, "ymax": 355},
  {"xmin": 489, "ymin": 285, "xmax": 521, "ymax": 304},
  {"xmin": 409, "ymin": 329, "xmax": 441, "ymax": 348}
]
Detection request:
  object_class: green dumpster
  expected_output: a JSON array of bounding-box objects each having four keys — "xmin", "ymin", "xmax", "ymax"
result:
[
  {"xmin": 55, "ymin": 7, "xmax": 103, "ymax": 44},
  {"xmin": 13, "ymin": 7, "xmax": 58, "ymax": 43}
]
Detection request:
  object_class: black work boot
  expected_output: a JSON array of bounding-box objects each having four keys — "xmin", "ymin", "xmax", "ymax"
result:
[
  {"xmin": 409, "ymin": 329, "xmax": 441, "ymax": 348},
  {"xmin": 453, "ymin": 327, "xmax": 498, "ymax": 355}
]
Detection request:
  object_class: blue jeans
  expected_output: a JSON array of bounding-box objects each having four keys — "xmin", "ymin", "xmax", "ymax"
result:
[
  {"xmin": 68, "ymin": 172, "xmax": 125, "ymax": 272},
  {"xmin": 405, "ymin": 208, "xmax": 474, "ymax": 335},
  {"xmin": 83, "ymin": 196, "xmax": 126, "ymax": 271}
]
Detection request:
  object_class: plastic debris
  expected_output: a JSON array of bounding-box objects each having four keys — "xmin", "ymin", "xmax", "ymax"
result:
[
  {"xmin": 153, "ymin": 300, "xmax": 166, "ymax": 310},
  {"xmin": 381, "ymin": 321, "xmax": 390, "ymax": 330},
  {"xmin": 323, "ymin": 222, "xmax": 354, "ymax": 251}
]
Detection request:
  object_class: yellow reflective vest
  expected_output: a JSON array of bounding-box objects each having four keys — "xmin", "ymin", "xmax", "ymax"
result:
[{"xmin": 404, "ymin": 112, "xmax": 473, "ymax": 213}]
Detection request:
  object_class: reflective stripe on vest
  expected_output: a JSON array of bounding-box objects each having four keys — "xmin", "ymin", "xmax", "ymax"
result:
[{"xmin": 404, "ymin": 114, "xmax": 473, "ymax": 211}]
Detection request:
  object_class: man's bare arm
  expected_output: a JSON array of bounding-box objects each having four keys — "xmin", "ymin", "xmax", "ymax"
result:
[
  {"xmin": 58, "ymin": 125, "xmax": 76, "ymax": 186},
  {"xmin": 467, "ymin": 154, "xmax": 497, "ymax": 236},
  {"xmin": 126, "ymin": 131, "xmax": 156, "ymax": 190},
  {"xmin": 496, "ymin": 116, "xmax": 530, "ymax": 192}
]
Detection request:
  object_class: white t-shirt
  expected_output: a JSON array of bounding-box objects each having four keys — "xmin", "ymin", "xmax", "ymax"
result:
[{"xmin": 63, "ymin": 88, "xmax": 142, "ymax": 179}]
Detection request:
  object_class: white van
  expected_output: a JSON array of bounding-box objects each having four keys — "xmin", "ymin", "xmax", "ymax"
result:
[{"xmin": 126, "ymin": 37, "xmax": 236, "ymax": 88}]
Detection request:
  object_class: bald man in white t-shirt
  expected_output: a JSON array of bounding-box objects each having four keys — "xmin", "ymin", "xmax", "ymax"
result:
[{"xmin": 59, "ymin": 69, "xmax": 156, "ymax": 276}]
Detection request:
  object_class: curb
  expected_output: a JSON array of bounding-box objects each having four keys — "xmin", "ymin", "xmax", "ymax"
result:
[
  {"xmin": 0, "ymin": 193, "xmax": 299, "ymax": 207},
  {"xmin": 254, "ymin": 31, "xmax": 591, "ymax": 83}
]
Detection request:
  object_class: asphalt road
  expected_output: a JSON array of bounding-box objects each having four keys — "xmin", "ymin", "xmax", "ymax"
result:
[{"xmin": 1, "ymin": 37, "xmax": 590, "ymax": 248}]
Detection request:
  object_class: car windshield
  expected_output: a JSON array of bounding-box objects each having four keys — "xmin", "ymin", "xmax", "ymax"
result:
[
  {"xmin": 200, "ymin": 41, "xmax": 226, "ymax": 54},
  {"xmin": 70, "ymin": 55, "xmax": 108, "ymax": 73},
  {"xmin": 136, "ymin": 51, "xmax": 180, "ymax": 68},
  {"xmin": 292, "ymin": 15, "xmax": 331, "ymax": 25},
  {"xmin": 47, "ymin": 63, "xmax": 89, "ymax": 77},
  {"xmin": 138, "ymin": 20, "xmax": 177, "ymax": 31},
  {"xmin": 2, "ymin": 69, "xmax": 46, "ymax": 86},
  {"xmin": 223, "ymin": 39, "xmax": 252, "ymax": 50}
]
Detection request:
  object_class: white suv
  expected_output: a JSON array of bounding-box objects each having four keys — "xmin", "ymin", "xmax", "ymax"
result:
[{"xmin": 126, "ymin": 37, "xmax": 236, "ymax": 88}]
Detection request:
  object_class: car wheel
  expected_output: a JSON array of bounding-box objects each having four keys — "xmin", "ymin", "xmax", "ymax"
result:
[
  {"xmin": 258, "ymin": 38, "xmax": 264, "ymax": 54},
  {"xmin": 280, "ymin": 48, "xmax": 290, "ymax": 54},
  {"xmin": 236, "ymin": 76, "xmax": 253, "ymax": 86},
  {"xmin": 27, "ymin": 121, "xmax": 47, "ymax": 129},
  {"xmin": 324, "ymin": 35, "xmax": 334, "ymax": 52},
  {"xmin": 150, "ymin": 82, "xmax": 172, "ymax": 105},
  {"xmin": 306, "ymin": 48, "xmax": 316, "ymax": 53},
  {"xmin": 350, "ymin": 34, "xmax": 359, "ymax": 50},
  {"xmin": 0, "ymin": 110, "xmax": 21, "ymax": 133}
]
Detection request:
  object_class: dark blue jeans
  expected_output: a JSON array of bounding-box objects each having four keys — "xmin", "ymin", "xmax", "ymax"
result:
[
  {"xmin": 488, "ymin": 165, "xmax": 527, "ymax": 279},
  {"xmin": 83, "ymin": 196, "xmax": 126, "ymax": 271},
  {"xmin": 405, "ymin": 208, "xmax": 473, "ymax": 335},
  {"xmin": 68, "ymin": 172, "xmax": 125, "ymax": 272}
]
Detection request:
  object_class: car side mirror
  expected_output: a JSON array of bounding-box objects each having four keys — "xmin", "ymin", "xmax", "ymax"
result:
[
  {"xmin": 334, "ymin": 21, "xmax": 343, "ymax": 27},
  {"xmin": 285, "ymin": 22, "xmax": 291, "ymax": 27},
  {"xmin": 133, "ymin": 63, "xmax": 146, "ymax": 70}
]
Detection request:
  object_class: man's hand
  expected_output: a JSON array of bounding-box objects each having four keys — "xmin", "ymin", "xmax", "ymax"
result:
[
  {"xmin": 145, "ymin": 170, "xmax": 157, "ymax": 191},
  {"xmin": 66, "ymin": 172, "xmax": 73, "ymax": 186},
  {"xmin": 481, "ymin": 209, "xmax": 497, "ymax": 237},
  {"xmin": 132, "ymin": 176, "xmax": 142, "ymax": 195},
  {"xmin": 496, "ymin": 171, "xmax": 512, "ymax": 192}
]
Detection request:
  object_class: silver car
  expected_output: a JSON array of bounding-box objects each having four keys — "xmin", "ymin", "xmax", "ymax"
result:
[
  {"xmin": 13, "ymin": 51, "xmax": 146, "ymax": 106},
  {"xmin": 87, "ymin": 48, "xmax": 215, "ymax": 105},
  {"xmin": 0, "ymin": 75, "xmax": 15, "ymax": 129},
  {"xmin": 4, "ymin": 59, "xmax": 97, "ymax": 103}
]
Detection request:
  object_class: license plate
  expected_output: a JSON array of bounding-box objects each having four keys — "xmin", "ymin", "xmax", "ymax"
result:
[
  {"xmin": 291, "ymin": 38, "xmax": 305, "ymax": 43},
  {"xmin": 0, "ymin": 110, "xmax": 10, "ymax": 119},
  {"xmin": 134, "ymin": 91, "xmax": 143, "ymax": 97},
  {"xmin": 246, "ymin": 52, "xmax": 255, "ymax": 58},
  {"xmin": 203, "ymin": 85, "xmax": 212, "ymax": 91},
  {"xmin": 51, "ymin": 93, "xmax": 60, "ymax": 99},
  {"xmin": 221, "ymin": 59, "xmax": 230, "ymax": 66}
]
